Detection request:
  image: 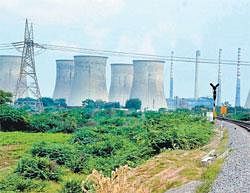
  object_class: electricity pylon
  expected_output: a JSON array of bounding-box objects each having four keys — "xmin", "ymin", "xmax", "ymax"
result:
[{"xmin": 14, "ymin": 19, "xmax": 43, "ymax": 112}]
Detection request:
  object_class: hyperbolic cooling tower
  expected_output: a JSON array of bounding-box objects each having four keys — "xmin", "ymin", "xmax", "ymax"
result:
[
  {"xmin": 109, "ymin": 63, "xmax": 133, "ymax": 106},
  {"xmin": 69, "ymin": 55, "xmax": 108, "ymax": 106},
  {"xmin": 0, "ymin": 55, "xmax": 25, "ymax": 95},
  {"xmin": 53, "ymin": 60, "xmax": 74, "ymax": 103},
  {"xmin": 130, "ymin": 60, "xmax": 167, "ymax": 110},
  {"xmin": 245, "ymin": 90, "xmax": 250, "ymax": 109}
]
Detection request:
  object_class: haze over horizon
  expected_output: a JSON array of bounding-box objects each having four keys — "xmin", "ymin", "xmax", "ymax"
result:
[{"xmin": 0, "ymin": 0, "xmax": 250, "ymax": 106}]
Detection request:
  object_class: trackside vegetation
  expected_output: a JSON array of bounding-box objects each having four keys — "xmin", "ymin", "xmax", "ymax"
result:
[{"xmin": 0, "ymin": 101, "xmax": 213, "ymax": 192}]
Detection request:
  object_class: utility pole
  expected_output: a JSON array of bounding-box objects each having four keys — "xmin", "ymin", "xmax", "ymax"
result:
[
  {"xmin": 217, "ymin": 49, "xmax": 222, "ymax": 106},
  {"xmin": 169, "ymin": 51, "xmax": 174, "ymax": 99},
  {"xmin": 14, "ymin": 19, "xmax": 43, "ymax": 112}
]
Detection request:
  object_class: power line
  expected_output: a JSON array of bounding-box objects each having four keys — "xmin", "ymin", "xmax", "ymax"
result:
[{"xmin": 1, "ymin": 41, "xmax": 250, "ymax": 66}]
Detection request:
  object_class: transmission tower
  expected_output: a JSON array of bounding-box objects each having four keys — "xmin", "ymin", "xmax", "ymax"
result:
[{"xmin": 14, "ymin": 19, "xmax": 43, "ymax": 111}]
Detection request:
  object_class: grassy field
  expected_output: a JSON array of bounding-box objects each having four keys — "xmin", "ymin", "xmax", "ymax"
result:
[
  {"xmin": 0, "ymin": 132, "xmax": 71, "ymax": 187},
  {"xmin": 0, "ymin": 127, "xmax": 227, "ymax": 193}
]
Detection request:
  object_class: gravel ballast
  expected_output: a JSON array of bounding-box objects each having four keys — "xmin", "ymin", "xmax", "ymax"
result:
[{"xmin": 210, "ymin": 121, "xmax": 250, "ymax": 193}]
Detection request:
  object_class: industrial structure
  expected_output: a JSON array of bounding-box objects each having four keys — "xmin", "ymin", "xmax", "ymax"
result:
[
  {"xmin": 13, "ymin": 19, "xmax": 43, "ymax": 111},
  {"xmin": 0, "ymin": 55, "xmax": 25, "ymax": 95},
  {"xmin": 109, "ymin": 63, "xmax": 133, "ymax": 106},
  {"xmin": 53, "ymin": 60, "xmax": 74, "ymax": 103},
  {"xmin": 245, "ymin": 90, "xmax": 250, "ymax": 109},
  {"xmin": 169, "ymin": 51, "xmax": 174, "ymax": 99},
  {"xmin": 130, "ymin": 60, "xmax": 167, "ymax": 110},
  {"xmin": 194, "ymin": 50, "xmax": 200, "ymax": 99},
  {"xmin": 167, "ymin": 97, "xmax": 213, "ymax": 110},
  {"xmin": 217, "ymin": 49, "xmax": 222, "ymax": 106},
  {"xmin": 69, "ymin": 55, "xmax": 108, "ymax": 106},
  {"xmin": 235, "ymin": 48, "xmax": 241, "ymax": 107}
]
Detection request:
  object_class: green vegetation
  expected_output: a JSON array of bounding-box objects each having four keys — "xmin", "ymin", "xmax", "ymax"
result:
[
  {"xmin": 125, "ymin": 98, "xmax": 142, "ymax": 110},
  {"xmin": 0, "ymin": 103, "xmax": 214, "ymax": 192},
  {"xmin": 196, "ymin": 159, "xmax": 224, "ymax": 193},
  {"xmin": 0, "ymin": 90, "xmax": 12, "ymax": 105}
]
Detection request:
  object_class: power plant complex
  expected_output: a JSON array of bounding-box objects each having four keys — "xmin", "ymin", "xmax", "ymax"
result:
[
  {"xmin": 0, "ymin": 51, "xmax": 249, "ymax": 110},
  {"xmin": 53, "ymin": 56, "xmax": 167, "ymax": 110}
]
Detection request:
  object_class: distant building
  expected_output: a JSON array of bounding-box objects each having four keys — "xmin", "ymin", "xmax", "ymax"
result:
[{"xmin": 167, "ymin": 97, "xmax": 213, "ymax": 110}]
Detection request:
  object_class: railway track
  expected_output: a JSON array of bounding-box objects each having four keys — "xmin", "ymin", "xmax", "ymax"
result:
[{"xmin": 217, "ymin": 116, "xmax": 250, "ymax": 131}]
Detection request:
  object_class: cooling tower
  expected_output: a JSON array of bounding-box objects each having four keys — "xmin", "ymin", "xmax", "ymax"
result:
[
  {"xmin": 130, "ymin": 60, "xmax": 167, "ymax": 110},
  {"xmin": 69, "ymin": 55, "xmax": 108, "ymax": 106},
  {"xmin": 245, "ymin": 90, "xmax": 250, "ymax": 109},
  {"xmin": 109, "ymin": 63, "xmax": 133, "ymax": 106},
  {"xmin": 53, "ymin": 60, "xmax": 74, "ymax": 103},
  {"xmin": 0, "ymin": 55, "xmax": 25, "ymax": 95}
]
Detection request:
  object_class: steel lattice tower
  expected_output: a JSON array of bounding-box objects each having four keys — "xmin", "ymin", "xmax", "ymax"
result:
[
  {"xmin": 235, "ymin": 48, "xmax": 241, "ymax": 107},
  {"xmin": 169, "ymin": 51, "xmax": 174, "ymax": 99},
  {"xmin": 14, "ymin": 19, "xmax": 43, "ymax": 111},
  {"xmin": 194, "ymin": 50, "xmax": 200, "ymax": 99},
  {"xmin": 217, "ymin": 49, "xmax": 222, "ymax": 106}
]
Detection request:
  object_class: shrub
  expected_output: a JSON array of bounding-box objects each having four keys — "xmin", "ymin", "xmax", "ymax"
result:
[
  {"xmin": 60, "ymin": 179, "xmax": 82, "ymax": 193},
  {"xmin": 29, "ymin": 112, "xmax": 77, "ymax": 133},
  {"xmin": 15, "ymin": 156, "xmax": 61, "ymax": 181},
  {"xmin": 72, "ymin": 128, "xmax": 102, "ymax": 145},
  {"xmin": 66, "ymin": 154, "xmax": 86, "ymax": 173},
  {"xmin": 0, "ymin": 105, "xmax": 30, "ymax": 131},
  {"xmin": 31, "ymin": 142, "xmax": 73, "ymax": 165},
  {"xmin": 0, "ymin": 174, "xmax": 39, "ymax": 192}
]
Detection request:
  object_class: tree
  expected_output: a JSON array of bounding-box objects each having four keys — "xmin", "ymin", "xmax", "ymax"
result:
[
  {"xmin": 0, "ymin": 90, "xmax": 12, "ymax": 105},
  {"xmin": 82, "ymin": 99, "xmax": 96, "ymax": 109},
  {"xmin": 41, "ymin": 97, "xmax": 55, "ymax": 107},
  {"xmin": 125, "ymin": 98, "xmax": 141, "ymax": 110},
  {"xmin": 54, "ymin": 98, "xmax": 67, "ymax": 108}
]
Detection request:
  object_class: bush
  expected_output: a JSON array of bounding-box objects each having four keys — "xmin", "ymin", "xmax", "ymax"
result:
[
  {"xmin": 31, "ymin": 142, "xmax": 74, "ymax": 165},
  {"xmin": 60, "ymin": 179, "xmax": 82, "ymax": 193},
  {"xmin": 66, "ymin": 154, "xmax": 86, "ymax": 173},
  {"xmin": 0, "ymin": 174, "xmax": 40, "ymax": 192},
  {"xmin": 83, "ymin": 135, "xmax": 124, "ymax": 157},
  {"xmin": 15, "ymin": 156, "xmax": 61, "ymax": 181},
  {"xmin": 31, "ymin": 142, "xmax": 85, "ymax": 173},
  {"xmin": 72, "ymin": 128, "xmax": 103, "ymax": 145},
  {"xmin": 29, "ymin": 112, "xmax": 77, "ymax": 133},
  {"xmin": 0, "ymin": 105, "xmax": 30, "ymax": 131}
]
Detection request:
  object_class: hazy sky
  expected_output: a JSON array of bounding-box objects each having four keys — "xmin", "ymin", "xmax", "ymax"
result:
[{"xmin": 0, "ymin": 0, "xmax": 249, "ymax": 106}]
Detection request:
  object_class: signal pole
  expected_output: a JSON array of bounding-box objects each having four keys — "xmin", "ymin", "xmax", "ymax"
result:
[{"xmin": 14, "ymin": 19, "xmax": 43, "ymax": 112}]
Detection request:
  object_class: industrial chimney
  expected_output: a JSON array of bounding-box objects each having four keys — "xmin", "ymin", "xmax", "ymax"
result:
[
  {"xmin": 109, "ymin": 63, "xmax": 133, "ymax": 106},
  {"xmin": 0, "ymin": 55, "xmax": 27, "ymax": 96},
  {"xmin": 130, "ymin": 60, "xmax": 167, "ymax": 110},
  {"xmin": 53, "ymin": 60, "xmax": 74, "ymax": 103},
  {"xmin": 69, "ymin": 55, "xmax": 108, "ymax": 106}
]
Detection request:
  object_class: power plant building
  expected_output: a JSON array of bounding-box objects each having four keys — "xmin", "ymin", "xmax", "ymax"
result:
[
  {"xmin": 130, "ymin": 60, "xmax": 167, "ymax": 110},
  {"xmin": 69, "ymin": 55, "xmax": 108, "ymax": 106},
  {"xmin": 53, "ymin": 60, "xmax": 74, "ymax": 103},
  {"xmin": 109, "ymin": 63, "xmax": 133, "ymax": 106},
  {"xmin": 0, "ymin": 55, "xmax": 26, "ymax": 95}
]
